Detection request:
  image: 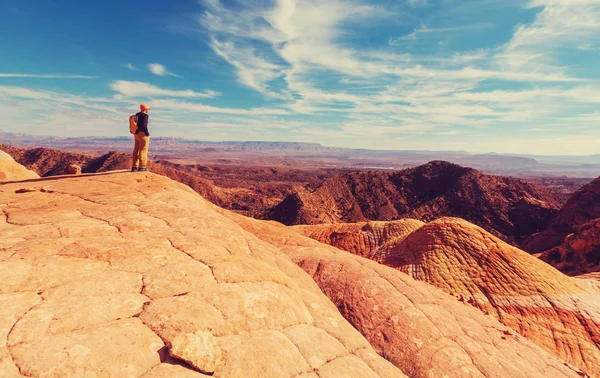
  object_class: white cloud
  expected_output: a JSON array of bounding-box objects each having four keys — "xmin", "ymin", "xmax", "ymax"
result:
[
  {"xmin": 125, "ymin": 63, "xmax": 138, "ymax": 71},
  {"xmin": 147, "ymin": 63, "xmax": 180, "ymax": 77},
  {"xmin": 151, "ymin": 99, "xmax": 288, "ymax": 115},
  {"xmin": 0, "ymin": 73, "xmax": 97, "ymax": 79},
  {"xmin": 389, "ymin": 23, "xmax": 493, "ymax": 44},
  {"xmin": 209, "ymin": 38, "xmax": 285, "ymax": 98},
  {"xmin": 496, "ymin": 0, "xmax": 600, "ymax": 72},
  {"xmin": 110, "ymin": 81, "xmax": 220, "ymax": 99}
]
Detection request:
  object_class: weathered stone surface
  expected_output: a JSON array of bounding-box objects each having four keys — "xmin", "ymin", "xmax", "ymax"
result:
[
  {"xmin": 379, "ymin": 217, "xmax": 600, "ymax": 377},
  {"xmin": 67, "ymin": 163, "xmax": 82, "ymax": 175},
  {"xmin": 524, "ymin": 176, "xmax": 600, "ymax": 253},
  {"xmin": 293, "ymin": 219, "xmax": 424, "ymax": 259},
  {"xmin": 141, "ymin": 363, "xmax": 211, "ymax": 377},
  {"xmin": 291, "ymin": 215, "xmax": 600, "ymax": 376},
  {"xmin": 541, "ymin": 218, "xmax": 600, "ymax": 275},
  {"xmin": 0, "ymin": 171, "xmax": 401, "ymax": 377},
  {"xmin": 225, "ymin": 210, "xmax": 587, "ymax": 378},
  {"xmin": 10, "ymin": 319, "xmax": 163, "ymax": 377},
  {"xmin": 216, "ymin": 330, "xmax": 311, "ymax": 378},
  {"xmin": 169, "ymin": 331, "xmax": 222, "ymax": 374},
  {"xmin": 0, "ymin": 149, "xmax": 39, "ymax": 182},
  {"xmin": 8, "ymin": 293, "xmax": 149, "ymax": 345}
]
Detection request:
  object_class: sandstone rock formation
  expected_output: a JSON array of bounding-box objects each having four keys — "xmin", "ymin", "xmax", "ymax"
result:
[
  {"xmin": 0, "ymin": 144, "xmax": 102, "ymax": 176},
  {"xmin": 1, "ymin": 144, "xmax": 341, "ymax": 218},
  {"xmin": 0, "ymin": 150, "xmax": 39, "ymax": 182},
  {"xmin": 267, "ymin": 161, "xmax": 561, "ymax": 244},
  {"xmin": 524, "ymin": 176, "xmax": 600, "ymax": 253},
  {"xmin": 67, "ymin": 164, "xmax": 82, "ymax": 175},
  {"xmin": 293, "ymin": 219, "xmax": 424, "ymax": 259},
  {"xmin": 372, "ymin": 217, "xmax": 600, "ymax": 376},
  {"xmin": 0, "ymin": 171, "xmax": 404, "ymax": 377},
  {"xmin": 221, "ymin": 211, "xmax": 588, "ymax": 378},
  {"xmin": 540, "ymin": 218, "xmax": 600, "ymax": 275}
]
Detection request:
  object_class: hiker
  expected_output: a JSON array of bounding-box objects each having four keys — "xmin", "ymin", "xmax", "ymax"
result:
[{"xmin": 131, "ymin": 103, "xmax": 150, "ymax": 172}]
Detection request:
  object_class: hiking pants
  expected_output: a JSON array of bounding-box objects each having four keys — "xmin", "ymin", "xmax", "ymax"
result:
[{"xmin": 132, "ymin": 133, "xmax": 150, "ymax": 169}]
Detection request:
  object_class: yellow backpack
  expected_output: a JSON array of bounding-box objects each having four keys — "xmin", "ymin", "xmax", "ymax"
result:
[{"xmin": 129, "ymin": 114, "xmax": 138, "ymax": 134}]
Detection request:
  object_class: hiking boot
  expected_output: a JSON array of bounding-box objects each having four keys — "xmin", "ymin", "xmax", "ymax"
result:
[
  {"xmin": 131, "ymin": 167, "xmax": 138, "ymax": 172},
  {"xmin": 138, "ymin": 168, "xmax": 149, "ymax": 172}
]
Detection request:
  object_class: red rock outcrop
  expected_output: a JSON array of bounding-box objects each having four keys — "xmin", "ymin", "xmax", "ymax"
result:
[
  {"xmin": 1, "ymin": 169, "xmax": 587, "ymax": 377},
  {"xmin": 293, "ymin": 219, "xmax": 424, "ymax": 259},
  {"xmin": 372, "ymin": 217, "xmax": 600, "ymax": 376},
  {"xmin": 0, "ymin": 172, "xmax": 404, "ymax": 377},
  {"xmin": 540, "ymin": 218, "xmax": 600, "ymax": 275},
  {"xmin": 0, "ymin": 144, "xmax": 344, "ymax": 218},
  {"xmin": 0, "ymin": 150, "xmax": 39, "ymax": 182},
  {"xmin": 524, "ymin": 176, "xmax": 600, "ymax": 253},
  {"xmin": 222, "ymin": 211, "xmax": 588, "ymax": 378},
  {"xmin": 267, "ymin": 161, "xmax": 561, "ymax": 244}
]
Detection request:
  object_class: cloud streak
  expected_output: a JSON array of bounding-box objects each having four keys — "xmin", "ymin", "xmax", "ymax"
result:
[
  {"xmin": 0, "ymin": 73, "xmax": 98, "ymax": 79},
  {"xmin": 147, "ymin": 63, "xmax": 180, "ymax": 77},
  {"xmin": 110, "ymin": 81, "xmax": 220, "ymax": 99}
]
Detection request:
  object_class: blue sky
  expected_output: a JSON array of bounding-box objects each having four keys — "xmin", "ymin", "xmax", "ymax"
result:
[{"xmin": 1, "ymin": 0, "xmax": 600, "ymax": 155}]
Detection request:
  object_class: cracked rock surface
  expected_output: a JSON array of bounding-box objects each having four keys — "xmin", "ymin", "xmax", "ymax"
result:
[
  {"xmin": 0, "ymin": 172, "xmax": 404, "ymax": 377},
  {"xmin": 222, "ymin": 211, "xmax": 589, "ymax": 378}
]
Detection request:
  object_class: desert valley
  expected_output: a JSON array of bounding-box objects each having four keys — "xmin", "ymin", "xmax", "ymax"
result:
[
  {"xmin": 1, "ymin": 134, "xmax": 600, "ymax": 378},
  {"xmin": 4, "ymin": 0, "xmax": 600, "ymax": 376}
]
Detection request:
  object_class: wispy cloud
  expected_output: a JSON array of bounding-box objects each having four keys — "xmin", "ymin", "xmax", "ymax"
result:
[
  {"xmin": 125, "ymin": 63, "xmax": 138, "ymax": 71},
  {"xmin": 186, "ymin": 0, "xmax": 600, "ymax": 154},
  {"xmin": 389, "ymin": 22, "xmax": 493, "ymax": 43},
  {"xmin": 3, "ymin": 0, "xmax": 600, "ymax": 155},
  {"xmin": 147, "ymin": 63, "xmax": 180, "ymax": 77},
  {"xmin": 110, "ymin": 81, "xmax": 220, "ymax": 99},
  {"xmin": 0, "ymin": 73, "xmax": 98, "ymax": 79},
  {"xmin": 209, "ymin": 38, "xmax": 284, "ymax": 98}
]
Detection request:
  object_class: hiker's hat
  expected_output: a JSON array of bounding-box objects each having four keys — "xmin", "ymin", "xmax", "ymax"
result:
[{"xmin": 140, "ymin": 103, "xmax": 150, "ymax": 111}]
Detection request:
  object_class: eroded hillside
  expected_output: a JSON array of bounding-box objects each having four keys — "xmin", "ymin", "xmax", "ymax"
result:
[
  {"xmin": 0, "ymin": 164, "xmax": 588, "ymax": 377},
  {"xmin": 267, "ymin": 161, "xmax": 561, "ymax": 244}
]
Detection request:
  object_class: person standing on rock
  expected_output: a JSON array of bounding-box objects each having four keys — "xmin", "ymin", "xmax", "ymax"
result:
[{"xmin": 132, "ymin": 103, "xmax": 151, "ymax": 172}]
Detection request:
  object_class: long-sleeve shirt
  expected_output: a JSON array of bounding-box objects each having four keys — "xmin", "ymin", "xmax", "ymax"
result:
[{"xmin": 136, "ymin": 112, "xmax": 150, "ymax": 136}]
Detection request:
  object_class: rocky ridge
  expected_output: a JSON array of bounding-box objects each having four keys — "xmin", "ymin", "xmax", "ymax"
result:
[
  {"xmin": 295, "ymin": 217, "xmax": 600, "ymax": 376},
  {"xmin": 0, "ymin": 165, "xmax": 586, "ymax": 377},
  {"xmin": 0, "ymin": 171, "xmax": 404, "ymax": 377},
  {"xmin": 292, "ymin": 220, "xmax": 424, "ymax": 259},
  {"xmin": 524, "ymin": 176, "xmax": 600, "ymax": 253},
  {"xmin": 222, "ymin": 211, "xmax": 588, "ymax": 378},
  {"xmin": 540, "ymin": 218, "xmax": 600, "ymax": 275},
  {"xmin": 0, "ymin": 150, "xmax": 39, "ymax": 182},
  {"xmin": 267, "ymin": 161, "xmax": 561, "ymax": 244}
]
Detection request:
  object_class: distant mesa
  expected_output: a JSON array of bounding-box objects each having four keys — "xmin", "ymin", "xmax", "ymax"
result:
[
  {"xmin": 0, "ymin": 149, "xmax": 39, "ymax": 182},
  {"xmin": 268, "ymin": 160, "xmax": 561, "ymax": 244},
  {"xmin": 524, "ymin": 176, "xmax": 600, "ymax": 253}
]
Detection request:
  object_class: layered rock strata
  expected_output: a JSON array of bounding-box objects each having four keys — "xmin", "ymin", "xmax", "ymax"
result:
[
  {"xmin": 377, "ymin": 217, "xmax": 600, "ymax": 376},
  {"xmin": 222, "ymin": 211, "xmax": 588, "ymax": 378},
  {"xmin": 292, "ymin": 219, "xmax": 424, "ymax": 259}
]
